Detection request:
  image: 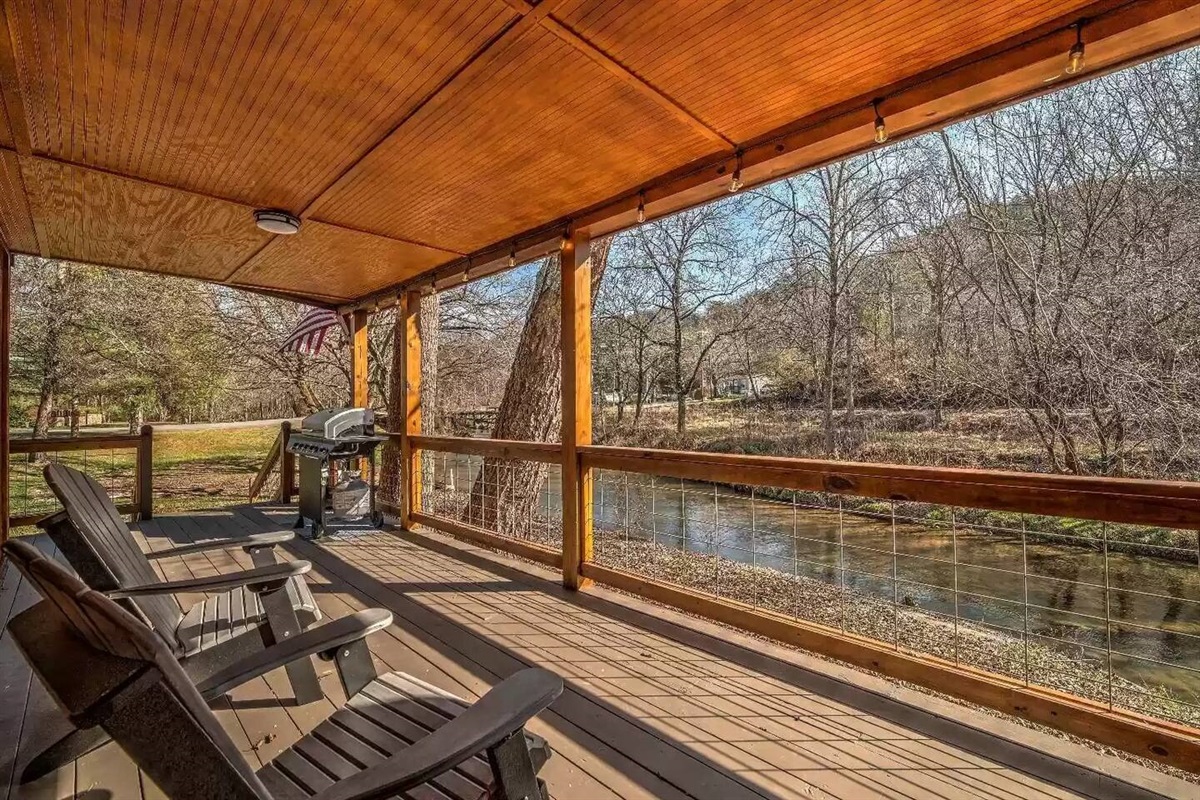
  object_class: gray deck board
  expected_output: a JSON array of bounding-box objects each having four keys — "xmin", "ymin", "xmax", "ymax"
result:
[{"xmin": 0, "ymin": 504, "xmax": 1194, "ymax": 799}]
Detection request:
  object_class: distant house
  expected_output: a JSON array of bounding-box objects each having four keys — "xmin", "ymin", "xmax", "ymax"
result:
[{"xmin": 716, "ymin": 374, "xmax": 774, "ymax": 398}]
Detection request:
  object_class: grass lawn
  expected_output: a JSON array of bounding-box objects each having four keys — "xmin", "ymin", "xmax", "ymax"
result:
[{"xmin": 9, "ymin": 421, "xmax": 284, "ymax": 532}]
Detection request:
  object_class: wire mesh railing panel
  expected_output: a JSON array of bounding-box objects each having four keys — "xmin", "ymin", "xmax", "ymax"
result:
[
  {"xmin": 420, "ymin": 450, "xmax": 563, "ymax": 552},
  {"xmin": 251, "ymin": 465, "xmax": 284, "ymax": 507},
  {"xmin": 379, "ymin": 439, "xmax": 402, "ymax": 511},
  {"xmin": 8, "ymin": 448, "xmax": 136, "ymax": 530},
  {"xmin": 586, "ymin": 468, "xmax": 1200, "ymax": 729}
]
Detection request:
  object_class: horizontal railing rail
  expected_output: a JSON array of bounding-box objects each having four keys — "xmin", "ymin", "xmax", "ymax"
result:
[
  {"xmin": 578, "ymin": 445, "xmax": 1200, "ymax": 530},
  {"xmin": 408, "ymin": 434, "xmax": 562, "ymax": 463},
  {"xmin": 6, "ymin": 425, "xmax": 153, "ymax": 529},
  {"xmin": 9, "ymin": 433, "xmax": 142, "ymax": 453}
]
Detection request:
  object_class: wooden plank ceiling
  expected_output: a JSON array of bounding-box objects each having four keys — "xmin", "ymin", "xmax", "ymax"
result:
[{"xmin": 0, "ymin": 0, "xmax": 1197, "ymax": 306}]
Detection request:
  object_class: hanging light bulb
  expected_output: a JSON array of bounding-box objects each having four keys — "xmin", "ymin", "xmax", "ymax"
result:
[
  {"xmin": 873, "ymin": 100, "xmax": 888, "ymax": 145},
  {"xmin": 508, "ymin": 244, "xmax": 516, "ymax": 268},
  {"xmin": 728, "ymin": 152, "xmax": 744, "ymax": 193},
  {"xmin": 1066, "ymin": 21, "xmax": 1085, "ymax": 75},
  {"xmin": 637, "ymin": 191, "xmax": 646, "ymax": 224}
]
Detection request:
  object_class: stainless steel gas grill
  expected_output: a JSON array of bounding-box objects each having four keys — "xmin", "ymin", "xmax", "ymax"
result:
[{"xmin": 286, "ymin": 408, "xmax": 387, "ymax": 539}]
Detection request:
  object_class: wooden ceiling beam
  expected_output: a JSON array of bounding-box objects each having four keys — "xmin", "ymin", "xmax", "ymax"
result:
[
  {"xmin": 0, "ymin": 3, "xmax": 31, "ymax": 157},
  {"xmin": 298, "ymin": 0, "xmax": 565, "ymax": 223},
  {"xmin": 4, "ymin": 246, "xmax": 346, "ymax": 307},
  {"xmin": 0, "ymin": 2, "xmax": 40, "ymax": 257},
  {"xmin": 338, "ymin": 0, "xmax": 1200, "ymax": 314},
  {"xmin": 496, "ymin": 0, "xmax": 735, "ymax": 150},
  {"xmin": 538, "ymin": 16, "xmax": 735, "ymax": 151}
]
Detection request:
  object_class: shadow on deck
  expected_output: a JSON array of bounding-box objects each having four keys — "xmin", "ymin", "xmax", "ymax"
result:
[{"xmin": 0, "ymin": 504, "xmax": 1194, "ymax": 799}]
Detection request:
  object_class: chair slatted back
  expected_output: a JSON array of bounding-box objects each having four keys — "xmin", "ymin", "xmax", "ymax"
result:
[
  {"xmin": 3, "ymin": 539, "xmax": 270, "ymax": 800},
  {"xmin": 43, "ymin": 463, "xmax": 184, "ymax": 645}
]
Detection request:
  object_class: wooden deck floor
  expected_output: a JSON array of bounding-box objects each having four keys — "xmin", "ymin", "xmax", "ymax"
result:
[{"xmin": 1, "ymin": 505, "xmax": 1195, "ymax": 800}]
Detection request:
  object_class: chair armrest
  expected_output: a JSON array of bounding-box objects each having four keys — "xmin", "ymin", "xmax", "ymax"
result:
[
  {"xmin": 195, "ymin": 609, "xmax": 393, "ymax": 699},
  {"xmin": 105, "ymin": 561, "xmax": 311, "ymax": 598},
  {"xmin": 144, "ymin": 529, "xmax": 295, "ymax": 559},
  {"xmin": 311, "ymin": 669, "xmax": 563, "ymax": 800}
]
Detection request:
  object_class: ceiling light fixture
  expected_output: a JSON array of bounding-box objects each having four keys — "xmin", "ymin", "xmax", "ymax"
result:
[
  {"xmin": 728, "ymin": 152, "xmax": 744, "ymax": 193},
  {"xmin": 637, "ymin": 191, "xmax": 646, "ymax": 224},
  {"xmin": 253, "ymin": 208, "xmax": 301, "ymax": 235},
  {"xmin": 1066, "ymin": 20, "xmax": 1086, "ymax": 75},
  {"xmin": 873, "ymin": 100, "xmax": 888, "ymax": 144},
  {"xmin": 508, "ymin": 244, "xmax": 517, "ymax": 268}
]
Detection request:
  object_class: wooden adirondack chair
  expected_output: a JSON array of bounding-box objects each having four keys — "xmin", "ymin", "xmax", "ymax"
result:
[
  {"xmin": 39, "ymin": 463, "xmax": 323, "ymax": 695},
  {"xmin": 20, "ymin": 463, "xmax": 327, "ymax": 785},
  {"xmin": 5, "ymin": 538, "xmax": 560, "ymax": 800}
]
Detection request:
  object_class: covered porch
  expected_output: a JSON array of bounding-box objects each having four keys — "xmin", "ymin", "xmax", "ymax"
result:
[
  {"xmin": 2, "ymin": 0, "xmax": 1200, "ymax": 797},
  {"xmin": 2, "ymin": 503, "xmax": 1188, "ymax": 799}
]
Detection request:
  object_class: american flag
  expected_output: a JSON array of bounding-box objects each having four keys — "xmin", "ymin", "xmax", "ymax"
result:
[{"xmin": 280, "ymin": 307, "xmax": 342, "ymax": 356}]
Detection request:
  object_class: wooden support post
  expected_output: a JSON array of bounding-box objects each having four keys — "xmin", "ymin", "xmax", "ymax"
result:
[
  {"xmin": 561, "ymin": 230, "xmax": 593, "ymax": 590},
  {"xmin": 350, "ymin": 309, "xmax": 369, "ymax": 409},
  {"xmin": 136, "ymin": 425, "xmax": 153, "ymax": 520},
  {"xmin": 399, "ymin": 291, "xmax": 422, "ymax": 530},
  {"xmin": 350, "ymin": 309, "xmax": 370, "ymax": 475},
  {"xmin": 0, "ymin": 252, "xmax": 9, "ymax": 548},
  {"xmin": 279, "ymin": 420, "xmax": 295, "ymax": 503}
]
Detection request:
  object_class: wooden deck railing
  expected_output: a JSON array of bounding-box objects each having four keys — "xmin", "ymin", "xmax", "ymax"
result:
[
  {"xmin": 396, "ymin": 434, "xmax": 1200, "ymax": 773},
  {"xmin": 408, "ymin": 434, "xmax": 562, "ymax": 463},
  {"xmin": 405, "ymin": 434, "xmax": 565, "ymax": 569},
  {"xmin": 579, "ymin": 445, "xmax": 1200, "ymax": 530},
  {"xmin": 5, "ymin": 424, "xmax": 153, "ymax": 531},
  {"xmin": 248, "ymin": 420, "xmax": 296, "ymax": 504}
]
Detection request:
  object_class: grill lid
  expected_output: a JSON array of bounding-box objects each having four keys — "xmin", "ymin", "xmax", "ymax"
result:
[{"xmin": 299, "ymin": 408, "xmax": 374, "ymax": 439}]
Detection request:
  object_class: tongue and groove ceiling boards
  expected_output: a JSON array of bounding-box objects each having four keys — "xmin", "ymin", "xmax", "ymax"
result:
[{"xmin": 0, "ymin": 1, "xmax": 1196, "ymax": 306}]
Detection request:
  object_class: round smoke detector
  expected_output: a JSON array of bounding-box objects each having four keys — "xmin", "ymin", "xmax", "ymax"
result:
[{"xmin": 254, "ymin": 208, "xmax": 301, "ymax": 235}]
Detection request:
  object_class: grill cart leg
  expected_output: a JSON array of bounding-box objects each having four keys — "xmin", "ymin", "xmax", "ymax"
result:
[{"xmin": 369, "ymin": 448, "xmax": 384, "ymax": 528}]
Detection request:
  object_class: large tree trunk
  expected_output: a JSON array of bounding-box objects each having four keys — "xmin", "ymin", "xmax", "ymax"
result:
[
  {"xmin": 383, "ymin": 309, "xmax": 406, "ymax": 509},
  {"xmin": 821, "ymin": 299, "xmax": 838, "ymax": 456},
  {"xmin": 843, "ymin": 325, "xmax": 856, "ymax": 421},
  {"xmin": 126, "ymin": 400, "xmax": 144, "ymax": 435},
  {"xmin": 32, "ymin": 382, "xmax": 54, "ymax": 439},
  {"xmin": 31, "ymin": 382, "xmax": 55, "ymax": 462},
  {"xmin": 467, "ymin": 259, "xmax": 563, "ymax": 536},
  {"xmin": 468, "ymin": 239, "xmax": 611, "ymax": 535},
  {"xmin": 419, "ymin": 293, "xmax": 440, "ymax": 435},
  {"xmin": 672, "ymin": 268, "xmax": 687, "ymax": 434}
]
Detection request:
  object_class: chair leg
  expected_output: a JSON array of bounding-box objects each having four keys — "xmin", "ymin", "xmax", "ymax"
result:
[
  {"xmin": 259, "ymin": 585, "xmax": 323, "ymax": 704},
  {"xmin": 21, "ymin": 727, "xmax": 111, "ymax": 784},
  {"xmin": 486, "ymin": 729, "xmax": 542, "ymax": 800}
]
